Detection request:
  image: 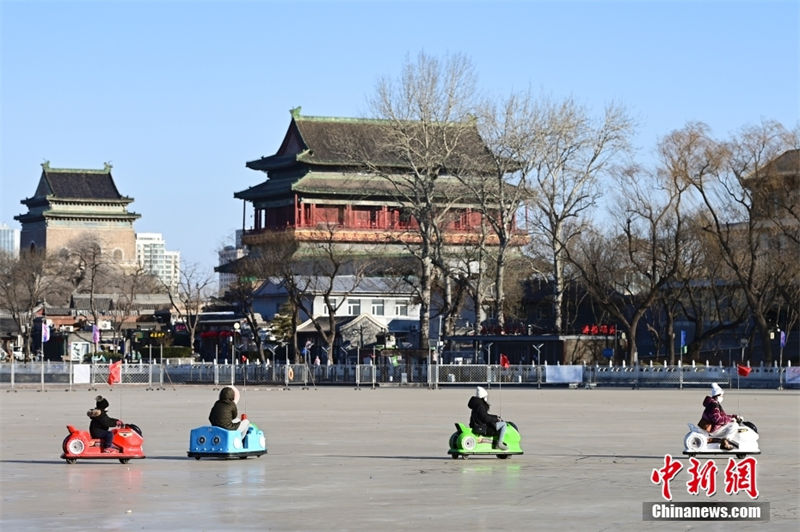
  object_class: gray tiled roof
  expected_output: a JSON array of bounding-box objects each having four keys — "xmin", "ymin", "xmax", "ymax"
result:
[
  {"xmin": 768, "ymin": 149, "xmax": 799, "ymax": 175},
  {"xmin": 41, "ymin": 166, "xmax": 124, "ymax": 200},
  {"xmin": 246, "ymin": 111, "xmax": 495, "ymax": 173}
]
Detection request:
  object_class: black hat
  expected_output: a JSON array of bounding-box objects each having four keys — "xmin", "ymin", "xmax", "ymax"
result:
[{"xmin": 95, "ymin": 395, "xmax": 109, "ymax": 410}]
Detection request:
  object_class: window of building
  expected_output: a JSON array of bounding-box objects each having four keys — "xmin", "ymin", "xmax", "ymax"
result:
[
  {"xmin": 328, "ymin": 298, "xmax": 337, "ymax": 315},
  {"xmin": 371, "ymin": 299, "xmax": 385, "ymax": 316},
  {"xmin": 396, "ymin": 300, "xmax": 409, "ymax": 316},
  {"xmin": 347, "ymin": 299, "xmax": 361, "ymax": 315}
]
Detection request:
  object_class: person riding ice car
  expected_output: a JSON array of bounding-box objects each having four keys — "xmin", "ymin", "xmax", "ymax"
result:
[
  {"xmin": 209, "ymin": 386, "xmax": 250, "ymax": 438},
  {"xmin": 87, "ymin": 395, "xmax": 120, "ymax": 452},
  {"xmin": 468, "ymin": 386, "xmax": 507, "ymax": 450},
  {"xmin": 700, "ymin": 382, "xmax": 742, "ymax": 450}
]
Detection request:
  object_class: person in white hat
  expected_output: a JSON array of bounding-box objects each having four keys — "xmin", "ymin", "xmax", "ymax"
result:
[
  {"xmin": 700, "ymin": 382, "xmax": 741, "ymax": 450},
  {"xmin": 468, "ymin": 386, "xmax": 508, "ymax": 450}
]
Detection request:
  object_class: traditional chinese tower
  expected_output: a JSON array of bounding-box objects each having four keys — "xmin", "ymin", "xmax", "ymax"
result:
[
  {"xmin": 235, "ymin": 107, "xmax": 526, "ymax": 263},
  {"xmin": 14, "ymin": 162, "xmax": 140, "ymax": 264}
]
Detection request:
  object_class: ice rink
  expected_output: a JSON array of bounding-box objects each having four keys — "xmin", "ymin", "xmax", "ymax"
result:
[{"xmin": 1, "ymin": 385, "xmax": 798, "ymax": 531}]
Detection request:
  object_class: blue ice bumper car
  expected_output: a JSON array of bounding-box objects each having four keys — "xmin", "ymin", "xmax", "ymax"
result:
[{"xmin": 187, "ymin": 424, "xmax": 267, "ymax": 460}]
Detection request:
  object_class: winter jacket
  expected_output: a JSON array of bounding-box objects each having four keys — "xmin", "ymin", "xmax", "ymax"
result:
[
  {"xmin": 209, "ymin": 387, "xmax": 240, "ymax": 430},
  {"xmin": 87, "ymin": 409, "xmax": 119, "ymax": 439},
  {"xmin": 701, "ymin": 396, "xmax": 734, "ymax": 433},
  {"xmin": 468, "ymin": 396, "xmax": 499, "ymax": 436}
]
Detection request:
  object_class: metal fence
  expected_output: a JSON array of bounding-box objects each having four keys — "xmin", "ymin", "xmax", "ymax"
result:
[{"xmin": 1, "ymin": 361, "xmax": 796, "ymax": 390}]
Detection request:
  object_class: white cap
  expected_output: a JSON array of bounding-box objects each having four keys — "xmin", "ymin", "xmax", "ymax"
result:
[
  {"xmin": 710, "ymin": 383, "xmax": 724, "ymax": 397},
  {"xmin": 475, "ymin": 386, "xmax": 488, "ymax": 399}
]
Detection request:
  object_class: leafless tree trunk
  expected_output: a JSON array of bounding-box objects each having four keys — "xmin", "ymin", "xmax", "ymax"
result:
[
  {"xmin": 164, "ymin": 263, "xmax": 214, "ymax": 355},
  {"xmin": 367, "ymin": 51, "xmax": 479, "ymax": 349},
  {"xmin": 109, "ymin": 265, "xmax": 161, "ymax": 357},
  {"xmin": 526, "ymin": 98, "xmax": 633, "ymax": 333},
  {"xmin": 469, "ymin": 91, "xmax": 542, "ymax": 330},
  {"xmin": 278, "ymin": 225, "xmax": 374, "ymax": 364},
  {"xmin": 663, "ymin": 120, "xmax": 798, "ymax": 362},
  {"xmin": 569, "ymin": 164, "xmax": 684, "ymax": 364},
  {"xmin": 664, "ymin": 214, "xmax": 749, "ymax": 363},
  {"xmin": 0, "ymin": 250, "xmax": 63, "ymax": 359},
  {"xmin": 219, "ymin": 275, "xmax": 266, "ymax": 363},
  {"xmin": 67, "ymin": 237, "xmax": 113, "ymax": 329}
]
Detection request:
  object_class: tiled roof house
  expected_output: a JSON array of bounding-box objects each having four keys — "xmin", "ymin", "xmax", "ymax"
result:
[
  {"xmin": 15, "ymin": 162, "xmax": 140, "ymax": 263},
  {"xmin": 235, "ymin": 107, "xmax": 526, "ymax": 255}
]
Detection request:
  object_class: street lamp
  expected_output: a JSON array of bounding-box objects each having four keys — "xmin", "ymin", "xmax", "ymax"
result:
[{"xmin": 231, "ymin": 322, "xmax": 240, "ymax": 363}]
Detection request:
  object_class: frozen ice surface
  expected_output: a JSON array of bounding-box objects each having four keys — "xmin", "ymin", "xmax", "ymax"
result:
[{"xmin": 1, "ymin": 386, "xmax": 797, "ymax": 531}]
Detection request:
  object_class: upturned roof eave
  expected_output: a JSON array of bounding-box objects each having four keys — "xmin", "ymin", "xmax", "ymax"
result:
[
  {"xmin": 245, "ymin": 153, "xmax": 300, "ymax": 172},
  {"xmin": 20, "ymin": 195, "xmax": 135, "ymax": 206}
]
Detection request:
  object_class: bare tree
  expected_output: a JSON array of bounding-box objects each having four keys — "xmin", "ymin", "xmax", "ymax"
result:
[
  {"xmin": 527, "ymin": 98, "xmax": 633, "ymax": 333},
  {"xmin": 108, "ymin": 265, "xmax": 162, "ymax": 352},
  {"xmin": 66, "ymin": 236, "xmax": 114, "ymax": 327},
  {"xmin": 367, "ymin": 51, "xmax": 481, "ymax": 349},
  {"xmin": 164, "ymin": 263, "xmax": 214, "ymax": 355},
  {"xmin": 278, "ymin": 225, "xmax": 373, "ymax": 364},
  {"xmin": 665, "ymin": 120, "xmax": 797, "ymax": 362},
  {"xmin": 0, "ymin": 250, "xmax": 64, "ymax": 359},
  {"xmin": 569, "ymin": 164, "xmax": 684, "ymax": 364},
  {"xmin": 221, "ymin": 237, "xmax": 294, "ymax": 363},
  {"xmin": 221, "ymin": 276, "xmax": 266, "ymax": 362},
  {"xmin": 469, "ymin": 90, "xmax": 541, "ymax": 330}
]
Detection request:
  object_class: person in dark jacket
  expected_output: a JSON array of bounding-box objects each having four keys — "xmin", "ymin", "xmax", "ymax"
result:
[
  {"xmin": 87, "ymin": 395, "xmax": 120, "ymax": 452},
  {"xmin": 209, "ymin": 386, "xmax": 250, "ymax": 437},
  {"xmin": 468, "ymin": 386, "xmax": 508, "ymax": 450},
  {"xmin": 701, "ymin": 382, "xmax": 741, "ymax": 450}
]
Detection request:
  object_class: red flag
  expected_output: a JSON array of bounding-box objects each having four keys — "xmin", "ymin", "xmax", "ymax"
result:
[
  {"xmin": 737, "ymin": 364, "xmax": 751, "ymax": 377},
  {"xmin": 500, "ymin": 354, "xmax": 510, "ymax": 368},
  {"xmin": 108, "ymin": 360, "xmax": 122, "ymax": 385}
]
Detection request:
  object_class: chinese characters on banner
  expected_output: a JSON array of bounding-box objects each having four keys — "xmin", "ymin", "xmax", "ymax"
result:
[{"xmin": 651, "ymin": 454, "xmax": 758, "ymax": 500}]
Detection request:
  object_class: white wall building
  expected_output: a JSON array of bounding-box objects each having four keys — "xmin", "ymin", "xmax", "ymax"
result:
[
  {"xmin": 217, "ymin": 230, "xmax": 246, "ymax": 295},
  {"xmin": 253, "ymin": 275, "xmax": 422, "ymax": 348},
  {"xmin": 0, "ymin": 223, "xmax": 20, "ymax": 258},
  {"xmin": 135, "ymin": 233, "xmax": 180, "ymax": 289},
  {"xmin": 218, "ymin": 248, "xmax": 246, "ymax": 295}
]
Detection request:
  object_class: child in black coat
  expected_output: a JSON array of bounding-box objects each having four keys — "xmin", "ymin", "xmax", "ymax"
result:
[
  {"xmin": 209, "ymin": 386, "xmax": 250, "ymax": 437},
  {"xmin": 87, "ymin": 395, "xmax": 120, "ymax": 452},
  {"xmin": 468, "ymin": 386, "xmax": 508, "ymax": 450}
]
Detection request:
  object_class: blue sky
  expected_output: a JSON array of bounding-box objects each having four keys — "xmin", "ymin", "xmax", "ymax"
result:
[{"xmin": 2, "ymin": 0, "xmax": 798, "ymax": 278}]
